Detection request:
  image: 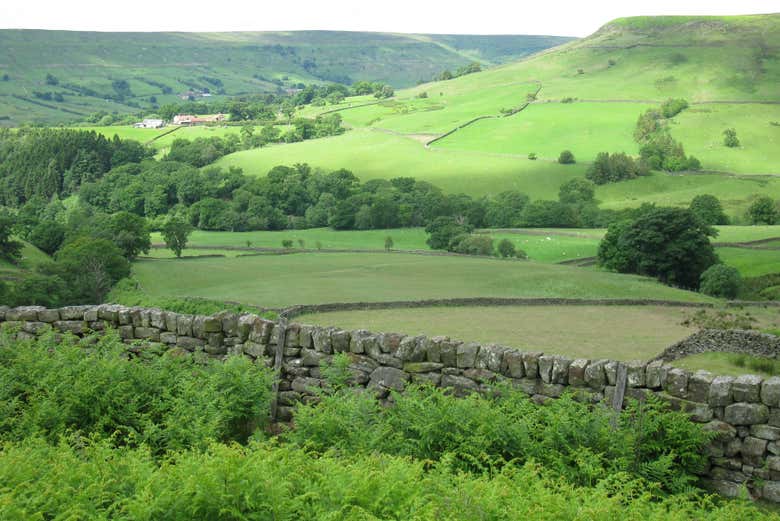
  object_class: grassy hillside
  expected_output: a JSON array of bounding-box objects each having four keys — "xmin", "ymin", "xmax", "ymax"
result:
[
  {"xmin": 0, "ymin": 30, "xmax": 571, "ymax": 125},
  {"xmin": 216, "ymin": 14, "xmax": 780, "ymax": 215}
]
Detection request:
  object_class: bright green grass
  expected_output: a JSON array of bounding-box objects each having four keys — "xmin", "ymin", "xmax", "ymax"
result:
[
  {"xmin": 713, "ymin": 226, "xmax": 780, "ymax": 243},
  {"xmin": 76, "ymin": 125, "xmax": 169, "ymax": 143},
  {"xmin": 671, "ymin": 104, "xmax": 780, "ymax": 174},
  {"xmin": 215, "ymin": 128, "xmax": 583, "ymax": 197},
  {"xmin": 716, "ymin": 247, "xmax": 780, "ymax": 277},
  {"xmin": 131, "ymin": 252, "xmax": 711, "ymax": 309},
  {"xmin": 141, "ymin": 248, "xmax": 245, "ymax": 259},
  {"xmin": 78, "ymin": 125, "xmax": 242, "ymax": 151},
  {"xmin": 0, "ymin": 240, "xmax": 51, "ymax": 278},
  {"xmin": 296, "ymin": 305, "xmax": 698, "ymax": 361},
  {"xmin": 151, "ymin": 228, "xmax": 430, "ymax": 251},
  {"xmin": 435, "ymin": 102, "xmax": 651, "ymax": 161},
  {"xmin": 673, "ymin": 352, "xmax": 780, "ymax": 377},
  {"xmin": 485, "ymin": 233, "xmax": 600, "ymax": 262}
]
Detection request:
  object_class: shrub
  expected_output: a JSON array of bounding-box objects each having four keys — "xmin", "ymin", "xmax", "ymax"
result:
[
  {"xmin": 558, "ymin": 150, "xmax": 576, "ymax": 164},
  {"xmin": 497, "ymin": 238, "xmax": 517, "ymax": 258},
  {"xmin": 689, "ymin": 194, "xmax": 729, "ymax": 225},
  {"xmin": 425, "ymin": 216, "xmax": 473, "ymax": 251},
  {"xmin": 384, "ymin": 236, "xmax": 394, "ymax": 251},
  {"xmin": 528, "ymin": 152, "xmax": 537, "ymax": 160},
  {"xmin": 746, "ymin": 196, "xmax": 778, "ymax": 225},
  {"xmin": 450, "ymin": 234, "xmax": 494, "ymax": 256},
  {"xmin": 282, "ymin": 239, "xmax": 294, "ymax": 248},
  {"xmin": 700, "ymin": 264, "xmax": 742, "ymax": 299},
  {"xmin": 660, "ymin": 98, "xmax": 689, "ymax": 118},
  {"xmin": 586, "ymin": 152, "xmax": 647, "ymax": 184},
  {"xmin": 559, "ymin": 178, "xmax": 595, "ymax": 204},
  {"xmin": 723, "ymin": 128, "xmax": 740, "ymax": 148}
]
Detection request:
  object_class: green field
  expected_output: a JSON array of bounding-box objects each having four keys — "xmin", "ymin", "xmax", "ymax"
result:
[
  {"xmin": 716, "ymin": 248, "xmax": 780, "ymax": 277},
  {"xmin": 131, "ymin": 252, "xmax": 711, "ymax": 309},
  {"xmin": 297, "ymin": 305, "xmax": 698, "ymax": 361},
  {"xmin": 673, "ymin": 351, "xmax": 780, "ymax": 377},
  {"xmin": 212, "ymin": 14, "xmax": 780, "ymax": 214},
  {"xmin": 0, "ymin": 240, "xmax": 51, "ymax": 279}
]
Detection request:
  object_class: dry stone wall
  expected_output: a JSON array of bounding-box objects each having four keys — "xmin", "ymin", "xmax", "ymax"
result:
[{"xmin": 2, "ymin": 304, "xmax": 780, "ymax": 502}]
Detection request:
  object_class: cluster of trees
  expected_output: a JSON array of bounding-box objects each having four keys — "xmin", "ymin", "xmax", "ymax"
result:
[
  {"xmin": 351, "ymin": 81, "xmax": 394, "ymax": 99},
  {"xmin": 0, "ymin": 128, "xmax": 151, "ymax": 205},
  {"xmin": 586, "ymin": 152, "xmax": 648, "ymax": 184},
  {"xmin": 747, "ymin": 196, "xmax": 779, "ymax": 225},
  {"xmin": 433, "ymin": 62, "xmax": 482, "ymax": 81},
  {"xmin": 633, "ymin": 99, "xmax": 701, "ymax": 172}
]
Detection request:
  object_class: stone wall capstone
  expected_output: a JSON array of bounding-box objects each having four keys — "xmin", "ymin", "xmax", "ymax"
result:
[{"xmin": 2, "ymin": 304, "xmax": 780, "ymax": 502}]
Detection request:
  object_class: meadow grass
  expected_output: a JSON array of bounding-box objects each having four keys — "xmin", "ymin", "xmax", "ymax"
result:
[
  {"xmin": 673, "ymin": 352, "xmax": 780, "ymax": 377},
  {"xmin": 716, "ymin": 247, "xmax": 780, "ymax": 277},
  {"xmin": 296, "ymin": 305, "xmax": 698, "ymax": 361},
  {"xmin": 130, "ymin": 252, "xmax": 711, "ymax": 309}
]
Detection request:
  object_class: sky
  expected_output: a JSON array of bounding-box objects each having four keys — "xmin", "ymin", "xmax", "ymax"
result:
[{"xmin": 1, "ymin": 0, "xmax": 778, "ymax": 36}]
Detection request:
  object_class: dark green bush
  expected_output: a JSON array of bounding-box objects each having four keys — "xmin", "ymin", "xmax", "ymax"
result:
[
  {"xmin": 558, "ymin": 150, "xmax": 576, "ymax": 164},
  {"xmin": 700, "ymin": 264, "xmax": 742, "ymax": 299}
]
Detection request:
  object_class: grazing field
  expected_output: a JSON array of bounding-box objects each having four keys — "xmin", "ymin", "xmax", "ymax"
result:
[
  {"xmin": 716, "ymin": 248, "xmax": 780, "ymax": 277},
  {"xmin": 673, "ymin": 352, "xmax": 780, "ymax": 377},
  {"xmin": 78, "ymin": 124, "xmax": 241, "ymax": 150},
  {"xmin": 0, "ymin": 240, "xmax": 50, "ymax": 279},
  {"xmin": 131, "ymin": 253, "xmax": 711, "ymax": 308},
  {"xmin": 297, "ymin": 305, "xmax": 698, "ymax": 361}
]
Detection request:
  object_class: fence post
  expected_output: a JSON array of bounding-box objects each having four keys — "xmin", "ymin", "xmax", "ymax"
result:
[{"xmin": 269, "ymin": 318, "xmax": 287, "ymax": 422}]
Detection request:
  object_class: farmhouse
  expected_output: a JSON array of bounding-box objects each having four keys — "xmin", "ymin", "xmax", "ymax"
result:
[
  {"xmin": 173, "ymin": 113, "xmax": 226, "ymax": 125},
  {"xmin": 133, "ymin": 118, "xmax": 165, "ymax": 129}
]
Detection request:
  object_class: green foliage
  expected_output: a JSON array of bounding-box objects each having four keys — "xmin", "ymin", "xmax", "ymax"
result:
[
  {"xmin": 690, "ymin": 194, "xmax": 729, "ymax": 225},
  {"xmin": 558, "ymin": 150, "xmax": 576, "ymax": 164},
  {"xmin": 497, "ymin": 238, "xmax": 517, "ymax": 258},
  {"xmin": 449, "ymin": 234, "xmax": 494, "ymax": 256},
  {"xmin": 384, "ymin": 235, "xmax": 394, "ymax": 251},
  {"xmin": 27, "ymin": 220, "xmax": 65, "ymax": 255},
  {"xmin": 521, "ymin": 200, "xmax": 579, "ymax": 227},
  {"xmin": 0, "ymin": 330, "xmax": 274, "ymax": 452},
  {"xmin": 161, "ymin": 216, "xmax": 193, "ymax": 258},
  {"xmin": 425, "ymin": 216, "xmax": 473, "ymax": 250},
  {"xmin": 0, "ymin": 213, "xmax": 22, "ymax": 263},
  {"xmin": 102, "ymin": 211, "xmax": 151, "ymax": 259},
  {"xmin": 660, "ymin": 98, "xmax": 689, "ymax": 118},
  {"xmin": 287, "ymin": 384, "xmax": 712, "ymax": 494},
  {"xmin": 723, "ymin": 128, "xmax": 740, "ymax": 148},
  {"xmin": 746, "ymin": 196, "xmax": 778, "ymax": 225},
  {"xmin": 598, "ymin": 207, "xmax": 718, "ymax": 289},
  {"xmin": 282, "ymin": 239, "xmax": 293, "ymax": 248},
  {"xmin": 52, "ymin": 237, "xmax": 131, "ymax": 303},
  {"xmin": 700, "ymin": 264, "xmax": 742, "ymax": 299},
  {"xmin": 586, "ymin": 152, "xmax": 648, "ymax": 184},
  {"xmin": 680, "ymin": 308, "xmax": 758, "ymax": 331},
  {"xmin": 558, "ymin": 178, "xmax": 595, "ymax": 204}
]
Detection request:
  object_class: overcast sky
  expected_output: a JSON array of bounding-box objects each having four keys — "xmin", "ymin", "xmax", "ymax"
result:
[{"xmin": 2, "ymin": 0, "xmax": 778, "ymax": 36}]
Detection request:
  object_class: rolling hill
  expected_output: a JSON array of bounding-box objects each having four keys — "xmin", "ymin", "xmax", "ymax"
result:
[
  {"xmin": 215, "ymin": 14, "xmax": 780, "ymax": 216},
  {"xmin": 0, "ymin": 30, "xmax": 572, "ymax": 125}
]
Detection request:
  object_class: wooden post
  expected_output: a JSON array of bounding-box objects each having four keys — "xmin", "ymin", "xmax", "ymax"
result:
[{"xmin": 269, "ymin": 319, "xmax": 287, "ymax": 422}]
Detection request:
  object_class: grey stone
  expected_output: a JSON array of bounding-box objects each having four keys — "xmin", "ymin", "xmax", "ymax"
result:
[
  {"xmin": 176, "ymin": 315, "xmax": 193, "ymax": 336},
  {"xmin": 278, "ymin": 391, "xmax": 302, "ymax": 406},
  {"xmin": 709, "ymin": 376, "xmax": 734, "ymax": 407},
  {"xmin": 330, "ymin": 330, "xmax": 350, "ymax": 353},
  {"xmin": 457, "ymin": 342, "xmax": 480, "ymax": 368},
  {"xmin": 768, "ymin": 456, "xmax": 780, "ymax": 472},
  {"xmin": 724, "ymin": 402, "xmax": 769, "ymax": 425},
  {"xmin": 503, "ymin": 351, "xmax": 525, "ymax": 379},
  {"xmin": 751, "ymin": 424, "xmax": 780, "ymax": 441},
  {"xmin": 398, "ymin": 336, "xmax": 426, "ymax": 362},
  {"xmin": 425, "ymin": 337, "xmax": 442, "ymax": 363},
  {"xmin": 298, "ymin": 325, "xmax": 314, "ymax": 348},
  {"xmin": 568, "ymin": 359, "xmax": 589, "ymax": 387},
  {"xmin": 368, "ymin": 367, "xmax": 409, "ymax": 392},
  {"xmin": 763, "ymin": 481, "xmax": 780, "ymax": 503},
  {"xmin": 659, "ymin": 394, "xmax": 713, "ymax": 422},
  {"xmin": 349, "ymin": 330, "xmax": 370, "ymax": 354},
  {"xmin": 83, "ymin": 307, "xmax": 98, "ymax": 322},
  {"xmin": 134, "ymin": 327, "xmax": 160, "ymax": 341},
  {"xmin": 292, "ymin": 377, "xmax": 322, "ymax": 393},
  {"xmin": 644, "ymin": 360, "xmax": 666, "ymax": 389},
  {"xmin": 118, "ymin": 325, "xmax": 134, "ymax": 340},
  {"xmin": 369, "ymin": 353, "xmax": 404, "ymax": 369},
  {"xmin": 772, "ymin": 408, "xmax": 780, "ymax": 427},
  {"xmin": 150, "ymin": 309, "xmax": 166, "ymax": 330},
  {"xmin": 412, "ymin": 372, "xmax": 442, "ymax": 387},
  {"xmin": 441, "ymin": 374, "xmax": 479, "ymax": 396},
  {"xmin": 380, "ymin": 332, "xmax": 404, "ymax": 354},
  {"xmin": 439, "ymin": 340, "xmax": 459, "ymax": 367},
  {"xmin": 703, "ymin": 479, "xmax": 743, "ymax": 498},
  {"xmin": 463, "ymin": 368, "xmax": 498, "ymax": 384},
  {"xmin": 23, "ymin": 321, "xmax": 48, "ymax": 335},
  {"xmin": 177, "ymin": 336, "xmax": 205, "ymax": 351},
  {"xmin": 538, "ymin": 355, "xmax": 555, "ymax": 383},
  {"xmin": 476, "ymin": 344, "xmax": 505, "ymax": 372},
  {"xmin": 37, "ymin": 309, "xmax": 60, "ymax": 323},
  {"xmin": 664, "ymin": 368, "xmax": 689, "ymax": 398},
  {"xmin": 703, "ymin": 420, "xmax": 737, "ymax": 441},
  {"xmin": 732, "ymin": 374, "xmax": 763, "ymax": 403},
  {"xmin": 164, "ymin": 311, "xmax": 179, "ymax": 334},
  {"xmin": 202, "ymin": 316, "xmax": 222, "ymax": 333},
  {"xmin": 584, "ymin": 359, "xmax": 607, "ymax": 389},
  {"xmin": 522, "ymin": 352, "xmax": 542, "ymax": 379},
  {"xmin": 243, "ymin": 342, "xmax": 266, "ymax": 358},
  {"xmin": 762, "ymin": 377, "xmax": 780, "ymax": 407},
  {"xmin": 625, "ymin": 360, "xmax": 646, "ymax": 388},
  {"xmin": 604, "ymin": 361, "xmax": 618, "ymax": 386},
  {"xmin": 59, "ymin": 306, "xmax": 90, "ymax": 321},
  {"xmin": 551, "ymin": 357, "xmax": 571, "ymax": 385},
  {"xmin": 742, "ymin": 436, "xmax": 768, "ymax": 457},
  {"xmin": 687, "ymin": 371, "xmax": 714, "ymax": 403},
  {"xmin": 285, "ymin": 326, "xmax": 301, "ymax": 348},
  {"xmin": 515, "ymin": 378, "xmax": 540, "ymax": 396},
  {"xmin": 7, "ymin": 306, "xmax": 45, "ymax": 321},
  {"xmin": 347, "ymin": 354, "xmax": 379, "ymax": 374},
  {"xmin": 404, "ymin": 362, "xmax": 444, "ymax": 373},
  {"xmin": 160, "ymin": 332, "xmax": 177, "ymax": 344},
  {"xmin": 539, "ymin": 383, "xmax": 565, "ymax": 398},
  {"xmin": 53, "ymin": 320, "xmax": 88, "ymax": 335},
  {"xmin": 301, "ymin": 349, "xmax": 329, "ymax": 367},
  {"xmin": 312, "ymin": 327, "xmax": 333, "ymax": 353},
  {"xmin": 283, "ymin": 348, "xmax": 300, "ymax": 357}
]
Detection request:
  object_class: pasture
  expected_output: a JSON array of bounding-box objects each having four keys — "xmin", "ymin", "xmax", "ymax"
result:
[{"xmin": 130, "ymin": 253, "xmax": 711, "ymax": 309}]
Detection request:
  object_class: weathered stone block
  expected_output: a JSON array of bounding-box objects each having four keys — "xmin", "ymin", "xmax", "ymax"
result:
[
  {"xmin": 380, "ymin": 332, "xmax": 404, "ymax": 354},
  {"xmin": 301, "ymin": 349, "xmax": 329, "ymax": 367},
  {"xmin": 604, "ymin": 361, "xmax": 618, "ymax": 386},
  {"xmin": 243, "ymin": 342, "xmax": 265, "ymax": 358},
  {"xmin": 539, "ymin": 383, "xmax": 565, "ymax": 398},
  {"xmin": 54, "ymin": 320, "xmax": 88, "ymax": 335},
  {"xmin": 732, "ymin": 374, "xmax": 763, "ymax": 403},
  {"xmin": 292, "ymin": 377, "xmax": 322, "ymax": 393},
  {"xmin": 625, "ymin": 360, "xmax": 646, "ymax": 388},
  {"xmin": 177, "ymin": 336, "xmax": 205, "ymax": 351},
  {"xmin": 177, "ymin": 315, "xmax": 194, "ymax": 336},
  {"xmin": 278, "ymin": 391, "xmax": 302, "ymax": 407},
  {"xmin": 7, "ymin": 306, "xmax": 45, "ymax": 321},
  {"xmin": 330, "ymin": 329, "xmax": 350, "ymax": 353},
  {"xmin": 768, "ymin": 456, "xmax": 780, "ymax": 472},
  {"xmin": 584, "ymin": 359, "xmax": 607, "ymax": 390},
  {"xmin": 660, "ymin": 393, "xmax": 713, "ymax": 422},
  {"xmin": 312, "ymin": 327, "xmax": 332, "ymax": 353},
  {"xmin": 23, "ymin": 321, "xmax": 48, "ymax": 335},
  {"xmin": 703, "ymin": 420, "xmax": 737, "ymax": 441},
  {"xmin": 463, "ymin": 368, "xmax": 498, "ymax": 383},
  {"xmin": 215, "ymin": 311, "xmax": 237, "ymax": 336},
  {"xmin": 202, "ymin": 316, "xmax": 222, "ymax": 333},
  {"xmin": 441, "ymin": 374, "xmax": 479, "ymax": 396},
  {"xmin": 457, "ymin": 342, "xmax": 480, "ymax": 368},
  {"xmin": 37, "ymin": 309, "xmax": 60, "ymax": 323},
  {"xmin": 476, "ymin": 344, "xmax": 505, "ymax": 372},
  {"xmin": 397, "ymin": 336, "xmax": 426, "ymax": 362},
  {"xmin": 538, "ymin": 355, "xmax": 555, "ymax": 383},
  {"xmin": 149, "ymin": 309, "xmax": 166, "ymax": 330},
  {"xmin": 83, "ymin": 307, "xmax": 98, "ymax": 322},
  {"xmin": 664, "ymin": 368, "xmax": 689, "ymax": 398},
  {"xmin": 439, "ymin": 340, "xmax": 459, "ymax": 367},
  {"xmin": 568, "ymin": 359, "xmax": 589, "ymax": 387},
  {"xmin": 751, "ymin": 424, "xmax": 780, "ymax": 441},
  {"xmin": 762, "ymin": 377, "xmax": 780, "ymax": 407},
  {"xmin": 369, "ymin": 353, "xmax": 403, "ymax": 369},
  {"xmin": 763, "ymin": 481, "xmax": 780, "ymax": 503},
  {"xmin": 160, "ymin": 332, "xmax": 177, "ymax": 344},
  {"xmin": 368, "ymin": 367, "xmax": 409, "ymax": 393},
  {"xmin": 349, "ymin": 330, "xmax": 371, "ymax": 354},
  {"xmin": 425, "ymin": 336, "xmax": 443, "ymax": 363},
  {"xmin": 552, "ymin": 357, "xmax": 571, "ymax": 385},
  {"xmin": 687, "ymin": 371, "xmax": 714, "ymax": 403},
  {"xmin": 134, "ymin": 327, "xmax": 161, "ymax": 341},
  {"xmin": 503, "ymin": 351, "xmax": 525, "ymax": 379},
  {"xmin": 709, "ymin": 376, "xmax": 734, "ymax": 407},
  {"xmin": 118, "ymin": 325, "xmax": 134, "ymax": 340},
  {"xmin": 515, "ymin": 378, "xmax": 539, "ymax": 396},
  {"xmin": 412, "ymin": 372, "xmax": 442, "ymax": 387},
  {"xmin": 724, "ymin": 402, "xmax": 769, "ymax": 425},
  {"xmin": 298, "ymin": 325, "xmax": 314, "ymax": 349},
  {"xmin": 164, "ymin": 311, "xmax": 179, "ymax": 333},
  {"xmin": 404, "ymin": 362, "xmax": 444, "ymax": 373},
  {"xmin": 58, "ymin": 306, "xmax": 90, "ymax": 321},
  {"xmin": 702, "ymin": 479, "xmax": 743, "ymax": 498},
  {"xmin": 742, "ymin": 436, "xmax": 768, "ymax": 457},
  {"xmin": 117, "ymin": 307, "xmax": 132, "ymax": 325},
  {"xmin": 522, "ymin": 352, "xmax": 542, "ymax": 379},
  {"xmin": 347, "ymin": 354, "xmax": 379, "ymax": 374},
  {"xmin": 284, "ymin": 326, "xmax": 300, "ymax": 348},
  {"xmin": 644, "ymin": 360, "xmax": 666, "ymax": 389}
]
